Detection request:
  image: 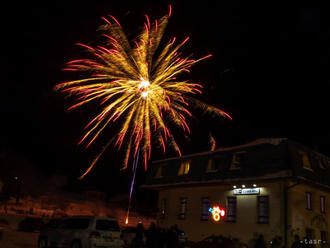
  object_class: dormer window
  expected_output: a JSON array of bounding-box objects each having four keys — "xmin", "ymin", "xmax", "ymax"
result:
[
  {"xmin": 155, "ymin": 165, "xmax": 163, "ymax": 178},
  {"xmin": 230, "ymin": 151, "xmax": 246, "ymax": 170},
  {"xmin": 178, "ymin": 160, "xmax": 191, "ymax": 175},
  {"xmin": 299, "ymin": 151, "xmax": 313, "ymax": 171},
  {"xmin": 319, "ymin": 159, "xmax": 327, "ymax": 170},
  {"xmin": 206, "ymin": 156, "xmax": 221, "ymax": 173}
]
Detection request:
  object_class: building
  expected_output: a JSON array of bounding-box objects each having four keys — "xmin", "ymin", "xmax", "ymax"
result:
[{"xmin": 143, "ymin": 138, "xmax": 330, "ymax": 246}]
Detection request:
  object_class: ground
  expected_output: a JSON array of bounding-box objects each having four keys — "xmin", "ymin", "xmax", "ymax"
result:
[
  {"xmin": 0, "ymin": 229, "xmax": 38, "ymax": 248},
  {"xmin": 0, "ymin": 213, "xmax": 39, "ymax": 248}
]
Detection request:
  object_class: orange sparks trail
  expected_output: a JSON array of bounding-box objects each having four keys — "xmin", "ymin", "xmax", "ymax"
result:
[
  {"xmin": 56, "ymin": 5, "xmax": 231, "ymax": 178},
  {"xmin": 209, "ymin": 133, "xmax": 217, "ymax": 151}
]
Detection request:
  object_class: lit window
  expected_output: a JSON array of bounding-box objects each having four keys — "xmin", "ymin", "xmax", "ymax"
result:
[
  {"xmin": 230, "ymin": 152, "xmax": 246, "ymax": 170},
  {"xmin": 178, "ymin": 160, "xmax": 191, "ymax": 175},
  {"xmin": 320, "ymin": 196, "xmax": 326, "ymax": 213},
  {"xmin": 206, "ymin": 156, "xmax": 221, "ymax": 173},
  {"xmin": 319, "ymin": 159, "xmax": 327, "ymax": 169},
  {"xmin": 258, "ymin": 196, "xmax": 269, "ymax": 224},
  {"xmin": 226, "ymin": 197, "xmax": 237, "ymax": 222},
  {"xmin": 299, "ymin": 151, "xmax": 313, "ymax": 171},
  {"xmin": 160, "ymin": 199, "xmax": 166, "ymax": 219},
  {"xmin": 201, "ymin": 197, "xmax": 210, "ymax": 221},
  {"xmin": 305, "ymin": 192, "xmax": 312, "ymax": 210},
  {"xmin": 178, "ymin": 197, "xmax": 187, "ymax": 219},
  {"xmin": 155, "ymin": 165, "xmax": 163, "ymax": 178}
]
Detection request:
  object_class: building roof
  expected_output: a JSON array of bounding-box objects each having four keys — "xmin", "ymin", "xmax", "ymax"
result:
[
  {"xmin": 152, "ymin": 138, "xmax": 288, "ymax": 164},
  {"xmin": 144, "ymin": 138, "xmax": 330, "ymax": 190}
]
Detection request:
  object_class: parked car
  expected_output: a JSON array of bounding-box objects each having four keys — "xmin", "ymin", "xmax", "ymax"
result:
[
  {"xmin": 191, "ymin": 235, "xmax": 240, "ymax": 248},
  {"xmin": 38, "ymin": 216, "xmax": 124, "ymax": 248},
  {"xmin": 0, "ymin": 218, "xmax": 9, "ymax": 240},
  {"xmin": 18, "ymin": 217, "xmax": 45, "ymax": 232},
  {"xmin": 42, "ymin": 218, "xmax": 62, "ymax": 229}
]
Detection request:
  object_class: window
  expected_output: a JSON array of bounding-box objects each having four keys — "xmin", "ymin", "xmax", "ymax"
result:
[
  {"xmin": 320, "ymin": 196, "xmax": 326, "ymax": 213},
  {"xmin": 306, "ymin": 192, "xmax": 312, "ymax": 210},
  {"xmin": 299, "ymin": 151, "xmax": 313, "ymax": 171},
  {"xmin": 160, "ymin": 198, "xmax": 166, "ymax": 219},
  {"xmin": 201, "ymin": 197, "xmax": 210, "ymax": 221},
  {"xmin": 59, "ymin": 218, "xmax": 90, "ymax": 230},
  {"xmin": 178, "ymin": 160, "xmax": 191, "ymax": 175},
  {"xmin": 155, "ymin": 165, "xmax": 163, "ymax": 178},
  {"xmin": 319, "ymin": 159, "xmax": 327, "ymax": 169},
  {"xmin": 178, "ymin": 197, "xmax": 187, "ymax": 219},
  {"xmin": 206, "ymin": 157, "xmax": 220, "ymax": 173},
  {"xmin": 230, "ymin": 152, "xmax": 246, "ymax": 170},
  {"xmin": 306, "ymin": 228, "xmax": 314, "ymax": 239},
  {"xmin": 226, "ymin": 197, "xmax": 237, "ymax": 222},
  {"xmin": 45, "ymin": 219, "xmax": 61, "ymax": 229},
  {"xmin": 96, "ymin": 220, "xmax": 120, "ymax": 231},
  {"xmin": 321, "ymin": 231, "xmax": 328, "ymax": 244},
  {"xmin": 258, "ymin": 196, "xmax": 269, "ymax": 224}
]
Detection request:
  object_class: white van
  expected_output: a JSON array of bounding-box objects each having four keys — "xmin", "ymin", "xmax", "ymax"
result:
[{"xmin": 38, "ymin": 216, "xmax": 123, "ymax": 248}]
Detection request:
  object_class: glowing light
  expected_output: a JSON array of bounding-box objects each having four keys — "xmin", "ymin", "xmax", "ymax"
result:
[
  {"xmin": 220, "ymin": 209, "xmax": 225, "ymax": 217},
  {"xmin": 233, "ymin": 185, "xmax": 237, "ymax": 189},
  {"xmin": 141, "ymin": 91, "xmax": 149, "ymax": 98},
  {"xmin": 56, "ymin": 7, "xmax": 232, "ymax": 178},
  {"xmin": 253, "ymin": 184, "xmax": 257, "ymax": 187},
  {"xmin": 138, "ymin": 79, "xmax": 150, "ymax": 89},
  {"xmin": 242, "ymin": 184, "xmax": 246, "ymax": 188},
  {"xmin": 209, "ymin": 205, "xmax": 226, "ymax": 222},
  {"xmin": 125, "ymin": 216, "xmax": 129, "ymax": 225}
]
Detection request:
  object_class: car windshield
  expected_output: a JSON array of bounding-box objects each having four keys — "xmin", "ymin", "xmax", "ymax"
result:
[
  {"xmin": 24, "ymin": 218, "xmax": 43, "ymax": 223},
  {"xmin": 46, "ymin": 219, "xmax": 61, "ymax": 228},
  {"xmin": 96, "ymin": 219, "xmax": 120, "ymax": 231},
  {"xmin": 60, "ymin": 218, "xmax": 90, "ymax": 230}
]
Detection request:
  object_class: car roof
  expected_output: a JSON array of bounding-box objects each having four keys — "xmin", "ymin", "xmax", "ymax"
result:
[{"xmin": 24, "ymin": 217, "xmax": 43, "ymax": 220}]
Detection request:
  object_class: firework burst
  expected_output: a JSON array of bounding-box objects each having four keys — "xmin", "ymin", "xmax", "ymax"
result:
[{"xmin": 56, "ymin": 6, "xmax": 231, "ymax": 178}]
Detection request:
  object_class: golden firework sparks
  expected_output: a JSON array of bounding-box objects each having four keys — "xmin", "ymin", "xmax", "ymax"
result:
[{"xmin": 56, "ymin": 6, "xmax": 231, "ymax": 178}]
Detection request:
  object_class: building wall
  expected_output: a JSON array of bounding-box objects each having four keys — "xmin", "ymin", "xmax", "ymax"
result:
[
  {"xmin": 157, "ymin": 181, "xmax": 284, "ymax": 243},
  {"xmin": 287, "ymin": 183, "xmax": 329, "ymax": 245}
]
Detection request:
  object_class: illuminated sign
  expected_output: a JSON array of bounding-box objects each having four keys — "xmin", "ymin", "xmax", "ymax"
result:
[
  {"xmin": 209, "ymin": 205, "xmax": 226, "ymax": 222},
  {"xmin": 233, "ymin": 188, "xmax": 260, "ymax": 195}
]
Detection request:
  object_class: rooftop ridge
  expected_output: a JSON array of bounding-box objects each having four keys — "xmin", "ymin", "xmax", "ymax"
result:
[{"xmin": 152, "ymin": 137, "xmax": 288, "ymax": 164}]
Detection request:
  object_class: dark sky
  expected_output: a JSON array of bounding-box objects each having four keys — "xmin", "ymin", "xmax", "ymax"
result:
[{"xmin": 2, "ymin": 1, "xmax": 330, "ymax": 194}]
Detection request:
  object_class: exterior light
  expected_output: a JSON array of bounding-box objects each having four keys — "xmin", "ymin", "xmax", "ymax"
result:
[
  {"xmin": 233, "ymin": 185, "xmax": 237, "ymax": 189},
  {"xmin": 242, "ymin": 184, "xmax": 246, "ymax": 188},
  {"xmin": 253, "ymin": 184, "xmax": 257, "ymax": 187}
]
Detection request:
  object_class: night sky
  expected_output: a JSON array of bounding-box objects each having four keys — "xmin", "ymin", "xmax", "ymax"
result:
[{"xmin": 2, "ymin": 1, "xmax": 330, "ymax": 195}]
